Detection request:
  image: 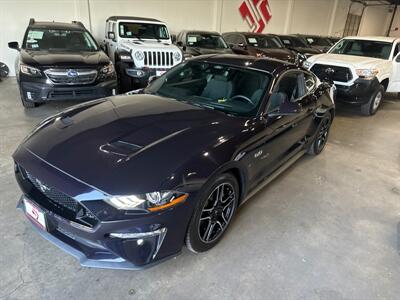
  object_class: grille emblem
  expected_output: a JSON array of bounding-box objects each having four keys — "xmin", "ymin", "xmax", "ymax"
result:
[
  {"xmin": 67, "ymin": 69, "xmax": 78, "ymax": 78},
  {"xmin": 325, "ymin": 67, "xmax": 335, "ymax": 75},
  {"xmin": 35, "ymin": 178, "xmax": 50, "ymax": 193}
]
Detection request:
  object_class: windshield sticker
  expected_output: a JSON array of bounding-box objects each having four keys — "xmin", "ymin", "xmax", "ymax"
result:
[
  {"xmin": 248, "ymin": 37, "xmax": 257, "ymax": 44},
  {"xmin": 126, "ymin": 31, "xmax": 132, "ymax": 36},
  {"xmin": 28, "ymin": 31, "xmax": 44, "ymax": 40},
  {"xmin": 119, "ymin": 25, "xmax": 125, "ymax": 36},
  {"xmin": 187, "ymin": 36, "xmax": 197, "ymax": 43}
]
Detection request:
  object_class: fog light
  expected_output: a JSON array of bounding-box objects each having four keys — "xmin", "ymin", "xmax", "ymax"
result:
[
  {"xmin": 112, "ymin": 89, "xmax": 116, "ymax": 96},
  {"xmin": 27, "ymin": 92, "xmax": 33, "ymax": 100},
  {"xmin": 109, "ymin": 227, "xmax": 166, "ymax": 239},
  {"xmin": 136, "ymin": 70, "xmax": 144, "ymax": 77}
]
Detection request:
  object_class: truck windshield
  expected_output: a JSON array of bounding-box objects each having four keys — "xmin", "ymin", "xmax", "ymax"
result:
[
  {"xmin": 119, "ymin": 22, "xmax": 169, "ymax": 40},
  {"xmin": 186, "ymin": 33, "xmax": 228, "ymax": 49},
  {"xmin": 330, "ymin": 39, "xmax": 392, "ymax": 60},
  {"xmin": 24, "ymin": 29, "xmax": 98, "ymax": 51},
  {"xmin": 246, "ymin": 36, "xmax": 283, "ymax": 49},
  {"xmin": 144, "ymin": 61, "xmax": 271, "ymax": 117}
]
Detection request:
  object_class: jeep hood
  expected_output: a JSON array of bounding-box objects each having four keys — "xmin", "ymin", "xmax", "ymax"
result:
[
  {"xmin": 308, "ymin": 53, "xmax": 386, "ymax": 68},
  {"xmin": 17, "ymin": 95, "xmax": 243, "ymax": 194},
  {"xmin": 20, "ymin": 49, "xmax": 110, "ymax": 68},
  {"xmin": 120, "ymin": 40, "xmax": 180, "ymax": 52}
]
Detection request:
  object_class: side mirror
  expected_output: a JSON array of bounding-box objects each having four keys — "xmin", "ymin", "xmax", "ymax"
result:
[
  {"xmin": 8, "ymin": 41, "xmax": 20, "ymax": 51},
  {"xmin": 395, "ymin": 53, "xmax": 400, "ymax": 62},
  {"xmin": 228, "ymin": 43, "xmax": 234, "ymax": 49},
  {"xmin": 108, "ymin": 32, "xmax": 116, "ymax": 41},
  {"xmin": 267, "ymin": 92, "xmax": 302, "ymax": 116},
  {"xmin": 171, "ymin": 34, "xmax": 177, "ymax": 44},
  {"xmin": 176, "ymin": 41, "xmax": 183, "ymax": 47},
  {"xmin": 148, "ymin": 75, "xmax": 159, "ymax": 85}
]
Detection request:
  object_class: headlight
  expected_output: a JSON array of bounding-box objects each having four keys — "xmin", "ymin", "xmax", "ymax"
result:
[
  {"xmin": 173, "ymin": 51, "xmax": 181, "ymax": 61},
  {"xmin": 100, "ymin": 62, "xmax": 115, "ymax": 75},
  {"xmin": 20, "ymin": 64, "xmax": 41, "ymax": 77},
  {"xmin": 106, "ymin": 191, "xmax": 188, "ymax": 212},
  {"xmin": 356, "ymin": 68, "xmax": 379, "ymax": 80},
  {"xmin": 303, "ymin": 61, "xmax": 312, "ymax": 69},
  {"xmin": 134, "ymin": 51, "xmax": 144, "ymax": 61}
]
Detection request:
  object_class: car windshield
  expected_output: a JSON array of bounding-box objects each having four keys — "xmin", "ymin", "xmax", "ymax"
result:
[
  {"xmin": 186, "ymin": 33, "xmax": 228, "ymax": 49},
  {"xmin": 145, "ymin": 61, "xmax": 271, "ymax": 117},
  {"xmin": 330, "ymin": 39, "xmax": 392, "ymax": 60},
  {"xmin": 24, "ymin": 29, "xmax": 98, "ymax": 51},
  {"xmin": 119, "ymin": 22, "xmax": 169, "ymax": 40},
  {"xmin": 280, "ymin": 36, "xmax": 309, "ymax": 48},
  {"xmin": 305, "ymin": 36, "xmax": 331, "ymax": 46},
  {"xmin": 246, "ymin": 35, "xmax": 283, "ymax": 48}
]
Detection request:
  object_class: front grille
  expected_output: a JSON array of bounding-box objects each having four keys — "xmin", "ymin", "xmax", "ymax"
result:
[
  {"xmin": 44, "ymin": 69, "xmax": 98, "ymax": 85},
  {"xmin": 144, "ymin": 51, "xmax": 174, "ymax": 67},
  {"xmin": 311, "ymin": 64, "xmax": 353, "ymax": 83},
  {"xmin": 18, "ymin": 166, "xmax": 98, "ymax": 228}
]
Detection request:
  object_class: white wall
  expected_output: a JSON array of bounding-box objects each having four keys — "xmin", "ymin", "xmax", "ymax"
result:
[
  {"xmin": 1, "ymin": 0, "xmax": 395, "ymax": 76},
  {"xmin": 388, "ymin": 8, "xmax": 400, "ymax": 37},
  {"xmin": 358, "ymin": 5, "xmax": 393, "ymax": 36}
]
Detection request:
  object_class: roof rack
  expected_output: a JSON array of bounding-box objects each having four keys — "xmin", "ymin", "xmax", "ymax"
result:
[
  {"xmin": 72, "ymin": 21, "xmax": 85, "ymax": 28},
  {"xmin": 29, "ymin": 18, "xmax": 35, "ymax": 25}
]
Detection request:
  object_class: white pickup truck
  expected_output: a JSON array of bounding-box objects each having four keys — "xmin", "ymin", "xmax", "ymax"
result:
[
  {"xmin": 103, "ymin": 16, "xmax": 183, "ymax": 92},
  {"xmin": 304, "ymin": 36, "xmax": 400, "ymax": 115}
]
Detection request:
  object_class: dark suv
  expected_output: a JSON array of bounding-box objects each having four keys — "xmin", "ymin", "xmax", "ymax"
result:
[{"xmin": 8, "ymin": 19, "xmax": 117, "ymax": 108}]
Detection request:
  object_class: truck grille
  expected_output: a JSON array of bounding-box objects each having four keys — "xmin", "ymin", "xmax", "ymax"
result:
[
  {"xmin": 44, "ymin": 69, "xmax": 98, "ymax": 85},
  {"xmin": 18, "ymin": 166, "xmax": 98, "ymax": 228},
  {"xmin": 310, "ymin": 64, "xmax": 353, "ymax": 83},
  {"xmin": 144, "ymin": 51, "xmax": 174, "ymax": 67}
]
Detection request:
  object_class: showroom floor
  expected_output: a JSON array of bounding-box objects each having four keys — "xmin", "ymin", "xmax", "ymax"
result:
[{"xmin": 0, "ymin": 77, "xmax": 399, "ymax": 300}]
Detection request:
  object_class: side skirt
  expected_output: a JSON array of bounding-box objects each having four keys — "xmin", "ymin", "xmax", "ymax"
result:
[{"xmin": 240, "ymin": 149, "xmax": 306, "ymax": 206}]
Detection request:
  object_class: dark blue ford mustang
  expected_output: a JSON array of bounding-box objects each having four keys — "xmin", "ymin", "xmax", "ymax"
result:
[{"xmin": 13, "ymin": 55, "xmax": 334, "ymax": 269}]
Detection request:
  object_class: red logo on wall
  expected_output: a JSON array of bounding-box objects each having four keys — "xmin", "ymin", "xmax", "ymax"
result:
[{"xmin": 239, "ymin": 0, "xmax": 272, "ymax": 33}]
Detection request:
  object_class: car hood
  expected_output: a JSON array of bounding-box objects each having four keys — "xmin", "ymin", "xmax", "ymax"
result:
[
  {"xmin": 20, "ymin": 95, "xmax": 244, "ymax": 194},
  {"xmin": 308, "ymin": 53, "xmax": 386, "ymax": 68},
  {"xmin": 20, "ymin": 50, "xmax": 110, "ymax": 68},
  {"xmin": 120, "ymin": 40, "xmax": 180, "ymax": 52},
  {"xmin": 185, "ymin": 47, "xmax": 233, "ymax": 56}
]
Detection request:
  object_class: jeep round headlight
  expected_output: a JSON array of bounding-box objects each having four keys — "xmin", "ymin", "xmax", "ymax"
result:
[
  {"xmin": 134, "ymin": 51, "xmax": 144, "ymax": 61},
  {"xmin": 106, "ymin": 191, "xmax": 188, "ymax": 212},
  {"xmin": 173, "ymin": 51, "xmax": 181, "ymax": 61}
]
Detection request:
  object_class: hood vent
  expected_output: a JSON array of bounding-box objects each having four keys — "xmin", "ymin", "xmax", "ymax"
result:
[{"xmin": 100, "ymin": 140, "xmax": 142, "ymax": 157}]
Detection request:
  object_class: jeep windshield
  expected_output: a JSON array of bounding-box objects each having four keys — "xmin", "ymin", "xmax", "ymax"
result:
[
  {"xmin": 119, "ymin": 22, "xmax": 169, "ymax": 40},
  {"xmin": 329, "ymin": 39, "xmax": 392, "ymax": 60},
  {"xmin": 246, "ymin": 35, "xmax": 283, "ymax": 49},
  {"xmin": 186, "ymin": 33, "xmax": 228, "ymax": 49},
  {"xmin": 144, "ymin": 61, "xmax": 271, "ymax": 117},
  {"xmin": 24, "ymin": 29, "xmax": 98, "ymax": 51}
]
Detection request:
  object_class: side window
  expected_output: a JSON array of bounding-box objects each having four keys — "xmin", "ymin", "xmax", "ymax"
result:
[{"xmin": 393, "ymin": 43, "xmax": 400, "ymax": 59}]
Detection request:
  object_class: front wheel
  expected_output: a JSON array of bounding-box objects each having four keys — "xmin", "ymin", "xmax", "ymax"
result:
[
  {"xmin": 307, "ymin": 113, "xmax": 332, "ymax": 155},
  {"xmin": 186, "ymin": 173, "xmax": 239, "ymax": 253},
  {"xmin": 115, "ymin": 61, "xmax": 133, "ymax": 93},
  {"xmin": 361, "ymin": 85, "xmax": 384, "ymax": 116}
]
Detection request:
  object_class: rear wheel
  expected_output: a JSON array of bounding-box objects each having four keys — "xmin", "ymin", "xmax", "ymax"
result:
[
  {"xmin": 361, "ymin": 85, "xmax": 384, "ymax": 116},
  {"xmin": 307, "ymin": 113, "xmax": 332, "ymax": 155},
  {"xmin": 186, "ymin": 173, "xmax": 239, "ymax": 253}
]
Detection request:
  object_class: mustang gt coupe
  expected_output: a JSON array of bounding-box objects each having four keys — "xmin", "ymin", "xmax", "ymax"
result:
[{"xmin": 13, "ymin": 54, "xmax": 334, "ymax": 269}]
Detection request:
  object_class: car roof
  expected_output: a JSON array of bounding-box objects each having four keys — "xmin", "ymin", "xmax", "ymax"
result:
[
  {"xmin": 180, "ymin": 30, "xmax": 221, "ymax": 35},
  {"xmin": 342, "ymin": 36, "xmax": 398, "ymax": 43},
  {"xmin": 189, "ymin": 54, "xmax": 294, "ymax": 74},
  {"xmin": 223, "ymin": 32, "xmax": 275, "ymax": 36},
  {"xmin": 28, "ymin": 22, "xmax": 85, "ymax": 31},
  {"xmin": 106, "ymin": 16, "xmax": 163, "ymax": 23}
]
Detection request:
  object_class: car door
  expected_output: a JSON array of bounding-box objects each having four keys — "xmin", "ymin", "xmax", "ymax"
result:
[
  {"xmin": 245, "ymin": 70, "xmax": 317, "ymax": 188},
  {"xmin": 388, "ymin": 42, "xmax": 400, "ymax": 92}
]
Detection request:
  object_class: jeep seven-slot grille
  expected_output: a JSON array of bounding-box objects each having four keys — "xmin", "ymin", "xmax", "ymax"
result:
[
  {"xmin": 310, "ymin": 64, "xmax": 353, "ymax": 83},
  {"xmin": 18, "ymin": 165, "xmax": 98, "ymax": 228},
  {"xmin": 44, "ymin": 69, "xmax": 98, "ymax": 85},
  {"xmin": 144, "ymin": 51, "xmax": 174, "ymax": 67}
]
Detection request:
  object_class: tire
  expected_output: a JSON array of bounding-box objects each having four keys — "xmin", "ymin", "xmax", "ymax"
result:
[
  {"xmin": 361, "ymin": 85, "xmax": 384, "ymax": 116},
  {"xmin": 307, "ymin": 113, "xmax": 332, "ymax": 155},
  {"xmin": 19, "ymin": 88, "xmax": 38, "ymax": 108},
  {"xmin": 186, "ymin": 173, "xmax": 239, "ymax": 253},
  {"xmin": 115, "ymin": 61, "xmax": 132, "ymax": 93}
]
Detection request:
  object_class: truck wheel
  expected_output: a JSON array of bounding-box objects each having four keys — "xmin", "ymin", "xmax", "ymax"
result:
[
  {"xmin": 361, "ymin": 85, "xmax": 384, "ymax": 116},
  {"xmin": 115, "ymin": 61, "xmax": 132, "ymax": 93},
  {"xmin": 19, "ymin": 88, "xmax": 38, "ymax": 108}
]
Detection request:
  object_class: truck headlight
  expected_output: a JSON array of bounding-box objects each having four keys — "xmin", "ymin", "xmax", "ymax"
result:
[
  {"xmin": 173, "ymin": 51, "xmax": 181, "ymax": 61},
  {"xmin": 20, "ymin": 64, "xmax": 41, "ymax": 77},
  {"xmin": 106, "ymin": 191, "xmax": 188, "ymax": 212},
  {"xmin": 303, "ymin": 61, "xmax": 312, "ymax": 69},
  {"xmin": 134, "ymin": 51, "xmax": 144, "ymax": 61},
  {"xmin": 100, "ymin": 62, "xmax": 115, "ymax": 75},
  {"xmin": 356, "ymin": 68, "xmax": 379, "ymax": 80}
]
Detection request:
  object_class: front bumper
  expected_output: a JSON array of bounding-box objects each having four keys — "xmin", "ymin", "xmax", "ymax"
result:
[
  {"xmin": 20, "ymin": 79, "xmax": 117, "ymax": 103},
  {"xmin": 335, "ymin": 77, "xmax": 380, "ymax": 105}
]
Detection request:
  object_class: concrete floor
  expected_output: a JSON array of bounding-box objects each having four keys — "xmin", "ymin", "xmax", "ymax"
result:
[{"xmin": 0, "ymin": 77, "xmax": 399, "ymax": 300}]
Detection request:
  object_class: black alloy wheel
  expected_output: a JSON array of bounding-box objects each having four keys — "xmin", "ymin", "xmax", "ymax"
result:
[{"xmin": 307, "ymin": 113, "xmax": 332, "ymax": 155}]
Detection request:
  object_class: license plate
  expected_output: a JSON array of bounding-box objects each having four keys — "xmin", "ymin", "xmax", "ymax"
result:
[
  {"xmin": 156, "ymin": 70, "xmax": 166, "ymax": 77},
  {"xmin": 24, "ymin": 198, "xmax": 47, "ymax": 230}
]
